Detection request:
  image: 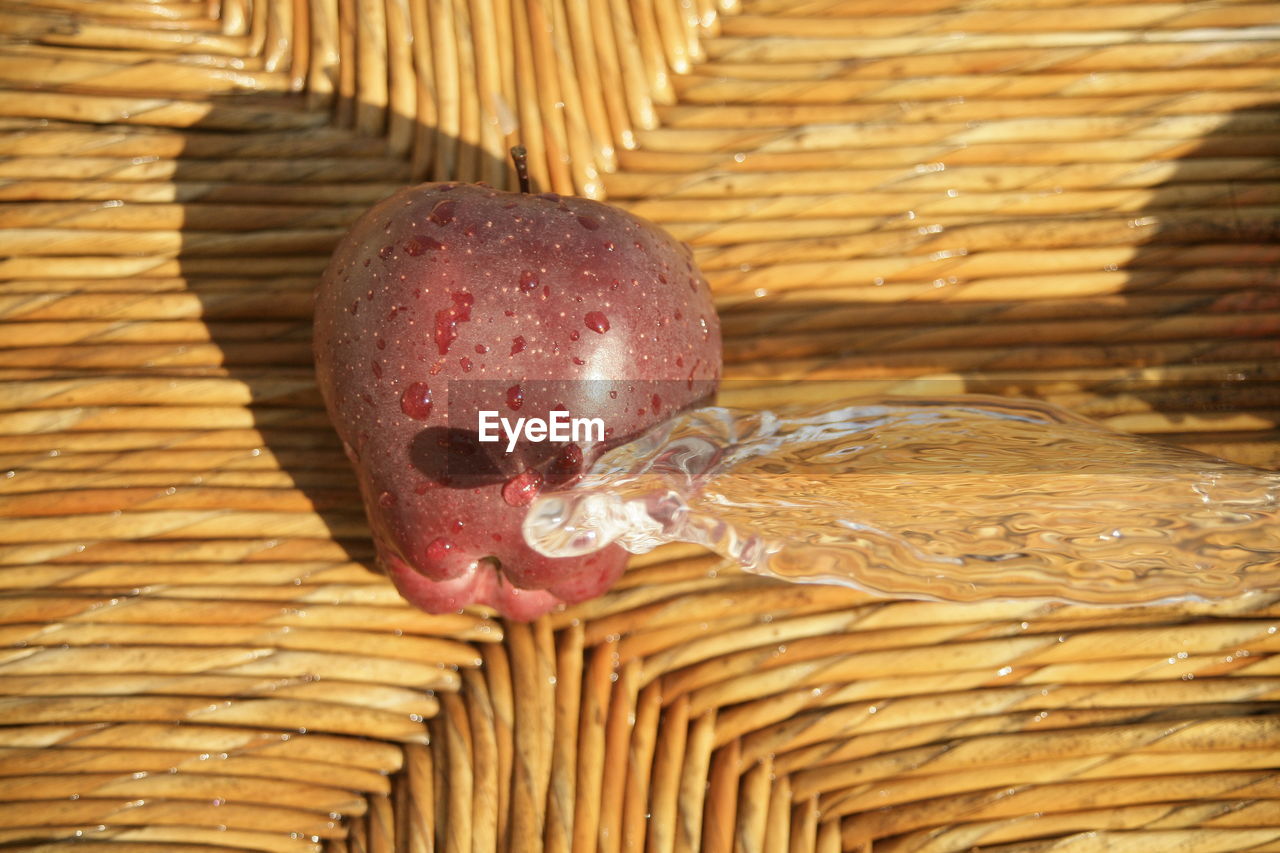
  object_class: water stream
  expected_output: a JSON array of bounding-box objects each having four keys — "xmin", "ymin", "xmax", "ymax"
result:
[{"xmin": 523, "ymin": 395, "xmax": 1280, "ymax": 604}]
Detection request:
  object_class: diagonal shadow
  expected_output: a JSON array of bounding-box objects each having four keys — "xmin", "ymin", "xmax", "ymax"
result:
[
  {"xmin": 175, "ymin": 99, "xmax": 510, "ymax": 573},
  {"xmin": 712, "ymin": 101, "xmax": 1280, "ymax": 470}
]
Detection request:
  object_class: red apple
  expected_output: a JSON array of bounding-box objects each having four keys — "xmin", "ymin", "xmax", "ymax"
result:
[{"xmin": 314, "ymin": 173, "xmax": 721, "ymax": 619}]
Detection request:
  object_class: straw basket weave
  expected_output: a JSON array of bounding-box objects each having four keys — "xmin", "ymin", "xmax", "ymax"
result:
[{"xmin": 2, "ymin": 0, "xmax": 1280, "ymax": 849}]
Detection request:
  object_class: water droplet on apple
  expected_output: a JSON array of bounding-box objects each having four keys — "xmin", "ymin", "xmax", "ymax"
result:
[
  {"xmin": 425, "ymin": 537, "xmax": 453, "ymax": 563},
  {"xmin": 585, "ymin": 311, "xmax": 610, "ymax": 334},
  {"xmin": 475, "ymin": 343, "xmax": 490, "ymax": 354},
  {"xmin": 652, "ymin": 394, "xmax": 662, "ymax": 414},
  {"xmin": 400, "ymin": 382, "xmax": 433, "ymax": 419},
  {"xmin": 434, "ymin": 291, "xmax": 474, "ymax": 355},
  {"xmin": 519, "ymin": 270, "xmax": 538, "ymax": 292},
  {"xmin": 557, "ymin": 443, "xmax": 583, "ymax": 471},
  {"xmin": 371, "ymin": 360, "xmax": 383, "ymax": 379},
  {"xmin": 507, "ymin": 384, "xmax": 524, "ymax": 411},
  {"xmin": 379, "ymin": 245, "xmax": 395, "ymax": 260},
  {"xmin": 577, "ymin": 215, "xmax": 600, "ymax": 231},
  {"xmin": 428, "ymin": 199, "xmax": 457, "ymax": 226},
  {"xmin": 404, "ymin": 234, "xmax": 444, "ymax": 256},
  {"xmin": 511, "ymin": 335, "xmax": 526, "ymax": 355},
  {"xmin": 378, "ymin": 490, "xmax": 397, "ymax": 508},
  {"xmin": 546, "ymin": 443, "xmax": 584, "ymax": 486},
  {"xmin": 376, "ymin": 338, "xmax": 386, "ymax": 350},
  {"xmin": 459, "ymin": 356, "xmax": 473, "ymax": 372},
  {"xmin": 502, "ymin": 469, "xmax": 543, "ymax": 507}
]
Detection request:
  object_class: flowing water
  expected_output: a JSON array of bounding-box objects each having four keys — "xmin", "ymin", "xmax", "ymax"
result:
[{"xmin": 523, "ymin": 395, "xmax": 1280, "ymax": 604}]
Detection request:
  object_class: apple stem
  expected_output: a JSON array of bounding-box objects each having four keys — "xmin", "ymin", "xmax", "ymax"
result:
[{"xmin": 511, "ymin": 146, "xmax": 532, "ymax": 194}]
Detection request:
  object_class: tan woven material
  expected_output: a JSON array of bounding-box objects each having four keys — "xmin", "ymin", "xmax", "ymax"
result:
[{"xmin": 1, "ymin": 0, "xmax": 1279, "ymax": 849}]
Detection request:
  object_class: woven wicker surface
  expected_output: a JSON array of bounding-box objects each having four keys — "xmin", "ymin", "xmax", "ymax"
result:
[{"xmin": 2, "ymin": 0, "xmax": 1279, "ymax": 850}]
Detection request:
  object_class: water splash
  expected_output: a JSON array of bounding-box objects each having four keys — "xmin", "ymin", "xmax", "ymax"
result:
[{"xmin": 523, "ymin": 396, "xmax": 1280, "ymax": 604}]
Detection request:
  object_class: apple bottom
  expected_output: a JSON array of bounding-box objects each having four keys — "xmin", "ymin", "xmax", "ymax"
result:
[{"xmin": 381, "ymin": 544, "xmax": 629, "ymax": 621}]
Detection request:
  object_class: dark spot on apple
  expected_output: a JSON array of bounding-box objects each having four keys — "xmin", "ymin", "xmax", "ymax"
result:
[
  {"xmin": 519, "ymin": 270, "xmax": 538, "ymax": 292},
  {"xmin": 410, "ymin": 428, "xmax": 507, "ymax": 487},
  {"xmin": 376, "ymin": 338, "xmax": 386, "ymax": 350},
  {"xmin": 409, "ymin": 426, "xmax": 558, "ymax": 488},
  {"xmin": 652, "ymin": 394, "xmax": 662, "ymax": 414},
  {"xmin": 378, "ymin": 490, "xmax": 397, "ymax": 508},
  {"xmin": 584, "ymin": 311, "xmax": 610, "ymax": 334},
  {"xmin": 400, "ymin": 381, "xmax": 433, "ymax": 419},
  {"xmin": 379, "ymin": 245, "xmax": 395, "ymax": 260},
  {"xmin": 371, "ymin": 360, "xmax": 383, "ymax": 379},
  {"xmin": 577, "ymin": 215, "xmax": 600, "ymax": 231}
]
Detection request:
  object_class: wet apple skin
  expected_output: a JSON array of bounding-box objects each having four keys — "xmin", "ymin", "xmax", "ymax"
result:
[{"xmin": 314, "ymin": 182, "xmax": 721, "ymax": 618}]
